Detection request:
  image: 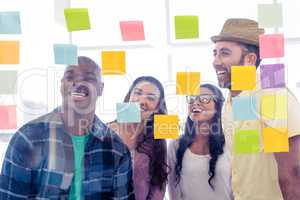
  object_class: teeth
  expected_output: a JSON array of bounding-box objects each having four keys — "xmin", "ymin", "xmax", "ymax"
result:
[
  {"xmin": 71, "ymin": 92, "xmax": 86, "ymax": 97},
  {"xmin": 217, "ymin": 71, "xmax": 226, "ymax": 75},
  {"xmin": 192, "ymin": 108, "xmax": 203, "ymax": 113}
]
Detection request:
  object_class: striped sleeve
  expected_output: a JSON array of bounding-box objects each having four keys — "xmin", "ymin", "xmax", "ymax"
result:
[
  {"xmin": 0, "ymin": 128, "xmax": 34, "ymax": 199},
  {"xmin": 112, "ymin": 148, "xmax": 135, "ymax": 200}
]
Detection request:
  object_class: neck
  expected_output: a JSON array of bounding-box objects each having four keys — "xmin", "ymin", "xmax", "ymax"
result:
[{"xmin": 62, "ymin": 105, "xmax": 95, "ymax": 136}]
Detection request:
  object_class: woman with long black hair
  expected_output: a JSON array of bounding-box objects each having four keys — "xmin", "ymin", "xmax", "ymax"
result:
[
  {"xmin": 107, "ymin": 76, "xmax": 168, "ymax": 200},
  {"xmin": 168, "ymin": 84, "xmax": 233, "ymax": 200}
]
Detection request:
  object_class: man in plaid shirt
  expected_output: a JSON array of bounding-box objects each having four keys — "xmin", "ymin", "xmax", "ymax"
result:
[{"xmin": 0, "ymin": 56, "xmax": 135, "ymax": 199}]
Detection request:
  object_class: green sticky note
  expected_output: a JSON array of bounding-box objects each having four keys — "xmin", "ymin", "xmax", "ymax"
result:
[
  {"xmin": 64, "ymin": 8, "xmax": 91, "ymax": 32},
  {"xmin": 234, "ymin": 129, "xmax": 260, "ymax": 154},
  {"xmin": 175, "ymin": 16, "xmax": 199, "ymax": 39},
  {"xmin": 258, "ymin": 4, "xmax": 283, "ymax": 28},
  {"xmin": 0, "ymin": 71, "xmax": 17, "ymax": 94},
  {"xmin": 261, "ymin": 94, "xmax": 287, "ymax": 119}
]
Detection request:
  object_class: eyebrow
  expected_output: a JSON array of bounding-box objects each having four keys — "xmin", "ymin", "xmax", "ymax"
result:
[
  {"xmin": 213, "ymin": 48, "xmax": 232, "ymax": 53},
  {"xmin": 133, "ymin": 88, "xmax": 159, "ymax": 97}
]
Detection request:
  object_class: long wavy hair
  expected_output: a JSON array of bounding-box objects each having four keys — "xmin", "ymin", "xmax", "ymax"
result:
[
  {"xmin": 175, "ymin": 83, "xmax": 225, "ymax": 190},
  {"xmin": 123, "ymin": 76, "xmax": 169, "ymax": 199}
]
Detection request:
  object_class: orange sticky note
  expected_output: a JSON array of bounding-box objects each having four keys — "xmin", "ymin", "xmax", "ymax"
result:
[
  {"xmin": 0, "ymin": 105, "xmax": 17, "ymax": 129},
  {"xmin": 120, "ymin": 21, "xmax": 145, "ymax": 41},
  {"xmin": 0, "ymin": 41, "xmax": 19, "ymax": 64},
  {"xmin": 154, "ymin": 115, "xmax": 179, "ymax": 139},
  {"xmin": 231, "ymin": 66, "xmax": 256, "ymax": 91},
  {"xmin": 262, "ymin": 127, "xmax": 289, "ymax": 153},
  {"xmin": 176, "ymin": 72, "xmax": 200, "ymax": 95},
  {"xmin": 102, "ymin": 51, "xmax": 126, "ymax": 75}
]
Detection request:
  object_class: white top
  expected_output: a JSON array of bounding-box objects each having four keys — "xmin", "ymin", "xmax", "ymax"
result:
[{"xmin": 168, "ymin": 140, "xmax": 234, "ymax": 200}]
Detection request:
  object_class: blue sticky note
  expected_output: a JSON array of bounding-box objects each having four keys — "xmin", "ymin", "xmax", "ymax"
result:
[
  {"xmin": 117, "ymin": 103, "xmax": 141, "ymax": 123},
  {"xmin": 232, "ymin": 96, "xmax": 257, "ymax": 120},
  {"xmin": 53, "ymin": 44, "xmax": 78, "ymax": 65},
  {"xmin": 0, "ymin": 12, "xmax": 21, "ymax": 34}
]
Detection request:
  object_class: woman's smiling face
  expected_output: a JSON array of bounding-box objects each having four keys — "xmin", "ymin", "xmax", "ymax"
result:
[
  {"xmin": 129, "ymin": 81, "xmax": 161, "ymax": 121},
  {"xmin": 188, "ymin": 87, "xmax": 216, "ymax": 123}
]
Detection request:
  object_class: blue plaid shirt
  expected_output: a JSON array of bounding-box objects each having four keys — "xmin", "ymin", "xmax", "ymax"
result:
[{"xmin": 0, "ymin": 108, "xmax": 135, "ymax": 199}]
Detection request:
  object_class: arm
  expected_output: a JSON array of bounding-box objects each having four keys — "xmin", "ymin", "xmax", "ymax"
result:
[
  {"xmin": 0, "ymin": 129, "xmax": 34, "ymax": 199},
  {"xmin": 112, "ymin": 149, "xmax": 135, "ymax": 200},
  {"xmin": 274, "ymin": 135, "xmax": 300, "ymax": 200},
  {"xmin": 167, "ymin": 140, "xmax": 182, "ymax": 200}
]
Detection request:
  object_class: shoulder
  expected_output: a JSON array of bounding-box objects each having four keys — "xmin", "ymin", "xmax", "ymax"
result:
[
  {"xmin": 168, "ymin": 139, "xmax": 180, "ymax": 158},
  {"xmin": 10, "ymin": 111, "xmax": 57, "ymax": 146}
]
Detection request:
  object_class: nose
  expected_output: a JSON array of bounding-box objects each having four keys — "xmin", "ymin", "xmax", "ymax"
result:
[{"xmin": 137, "ymin": 94, "xmax": 147, "ymax": 106}]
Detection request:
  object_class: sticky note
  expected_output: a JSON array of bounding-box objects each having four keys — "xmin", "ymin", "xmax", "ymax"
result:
[
  {"xmin": 176, "ymin": 72, "xmax": 200, "ymax": 95},
  {"xmin": 0, "ymin": 41, "xmax": 19, "ymax": 64},
  {"xmin": 0, "ymin": 71, "xmax": 17, "ymax": 94},
  {"xmin": 64, "ymin": 8, "xmax": 90, "ymax": 32},
  {"xmin": 154, "ymin": 115, "xmax": 179, "ymax": 139},
  {"xmin": 120, "ymin": 21, "xmax": 145, "ymax": 41},
  {"xmin": 102, "ymin": 51, "xmax": 126, "ymax": 75},
  {"xmin": 116, "ymin": 103, "xmax": 141, "ymax": 123},
  {"xmin": 53, "ymin": 44, "xmax": 78, "ymax": 65},
  {"xmin": 0, "ymin": 105, "xmax": 17, "ymax": 129},
  {"xmin": 175, "ymin": 16, "xmax": 199, "ymax": 39},
  {"xmin": 261, "ymin": 94, "xmax": 287, "ymax": 119},
  {"xmin": 0, "ymin": 11, "xmax": 21, "ymax": 34},
  {"xmin": 232, "ymin": 96, "xmax": 257, "ymax": 120},
  {"xmin": 259, "ymin": 34, "xmax": 284, "ymax": 59},
  {"xmin": 262, "ymin": 127, "xmax": 288, "ymax": 153},
  {"xmin": 258, "ymin": 4, "xmax": 283, "ymax": 28},
  {"xmin": 231, "ymin": 66, "xmax": 256, "ymax": 91},
  {"xmin": 260, "ymin": 64, "xmax": 285, "ymax": 89},
  {"xmin": 234, "ymin": 129, "xmax": 260, "ymax": 154}
]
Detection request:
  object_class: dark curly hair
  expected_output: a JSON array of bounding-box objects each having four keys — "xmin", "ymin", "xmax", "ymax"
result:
[
  {"xmin": 123, "ymin": 76, "xmax": 169, "ymax": 199},
  {"xmin": 174, "ymin": 83, "xmax": 225, "ymax": 190}
]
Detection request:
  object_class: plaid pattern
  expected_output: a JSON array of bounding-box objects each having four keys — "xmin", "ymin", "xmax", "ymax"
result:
[{"xmin": 0, "ymin": 108, "xmax": 135, "ymax": 200}]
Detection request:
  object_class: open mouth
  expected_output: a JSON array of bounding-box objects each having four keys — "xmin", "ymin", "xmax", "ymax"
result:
[
  {"xmin": 140, "ymin": 106, "xmax": 148, "ymax": 112},
  {"xmin": 192, "ymin": 108, "xmax": 203, "ymax": 113},
  {"xmin": 71, "ymin": 85, "xmax": 89, "ymax": 100},
  {"xmin": 216, "ymin": 70, "xmax": 227, "ymax": 78}
]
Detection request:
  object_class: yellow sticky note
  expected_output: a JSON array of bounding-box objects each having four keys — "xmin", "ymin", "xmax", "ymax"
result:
[
  {"xmin": 154, "ymin": 115, "xmax": 179, "ymax": 139},
  {"xmin": 102, "ymin": 51, "xmax": 126, "ymax": 75},
  {"xmin": 231, "ymin": 66, "xmax": 256, "ymax": 90},
  {"xmin": 176, "ymin": 72, "xmax": 200, "ymax": 95},
  {"xmin": 263, "ymin": 127, "xmax": 289, "ymax": 152},
  {"xmin": 0, "ymin": 41, "xmax": 19, "ymax": 64},
  {"xmin": 261, "ymin": 94, "xmax": 287, "ymax": 119}
]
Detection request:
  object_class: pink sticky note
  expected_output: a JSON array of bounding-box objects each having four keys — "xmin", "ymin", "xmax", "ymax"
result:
[
  {"xmin": 0, "ymin": 105, "xmax": 16, "ymax": 129},
  {"xmin": 259, "ymin": 34, "xmax": 284, "ymax": 59},
  {"xmin": 119, "ymin": 21, "xmax": 145, "ymax": 41}
]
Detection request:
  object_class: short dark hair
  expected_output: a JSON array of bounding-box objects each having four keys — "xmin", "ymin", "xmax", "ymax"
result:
[{"xmin": 238, "ymin": 43, "xmax": 261, "ymax": 68}]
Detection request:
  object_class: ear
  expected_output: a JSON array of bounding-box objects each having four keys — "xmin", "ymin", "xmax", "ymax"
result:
[
  {"xmin": 97, "ymin": 82, "xmax": 104, "ymax": 96},
  {"xmin": 244, "ymin": 52, "xmax": 257, "ymax": 66}
]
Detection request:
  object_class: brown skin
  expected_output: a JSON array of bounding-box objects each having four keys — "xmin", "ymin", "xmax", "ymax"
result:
[
  {"xmin": 213, "ymin": 41, "xmax": 300, "ymax": 200},
  {"xmin": 108, "ymin": 81, "xmax": 160, "ymax": 150},
  {"xmin": 60, "ymin": 60, "xmax": 104, "ymax": 136},
  {"xmin": 188, "ymin": 87, "xmax": 216, "ymax": 155}
]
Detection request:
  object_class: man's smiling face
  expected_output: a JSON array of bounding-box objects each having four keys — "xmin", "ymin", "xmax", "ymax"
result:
[
  {"xmin": 60, "ymin": 61, "xmax": 103, "ymax": 112},
  {"xmin": 212, "ymin": 41, "xmax": 246, "ymax": 89}
]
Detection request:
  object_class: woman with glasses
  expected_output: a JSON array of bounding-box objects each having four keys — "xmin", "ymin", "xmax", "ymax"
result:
[
  {"xmin": 168, "ymin": 84, "xmax": 233, "ymax": 200},
  {"xmin": 107, "ymin": 76, "xmax": 168, "ymax": 200}
]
